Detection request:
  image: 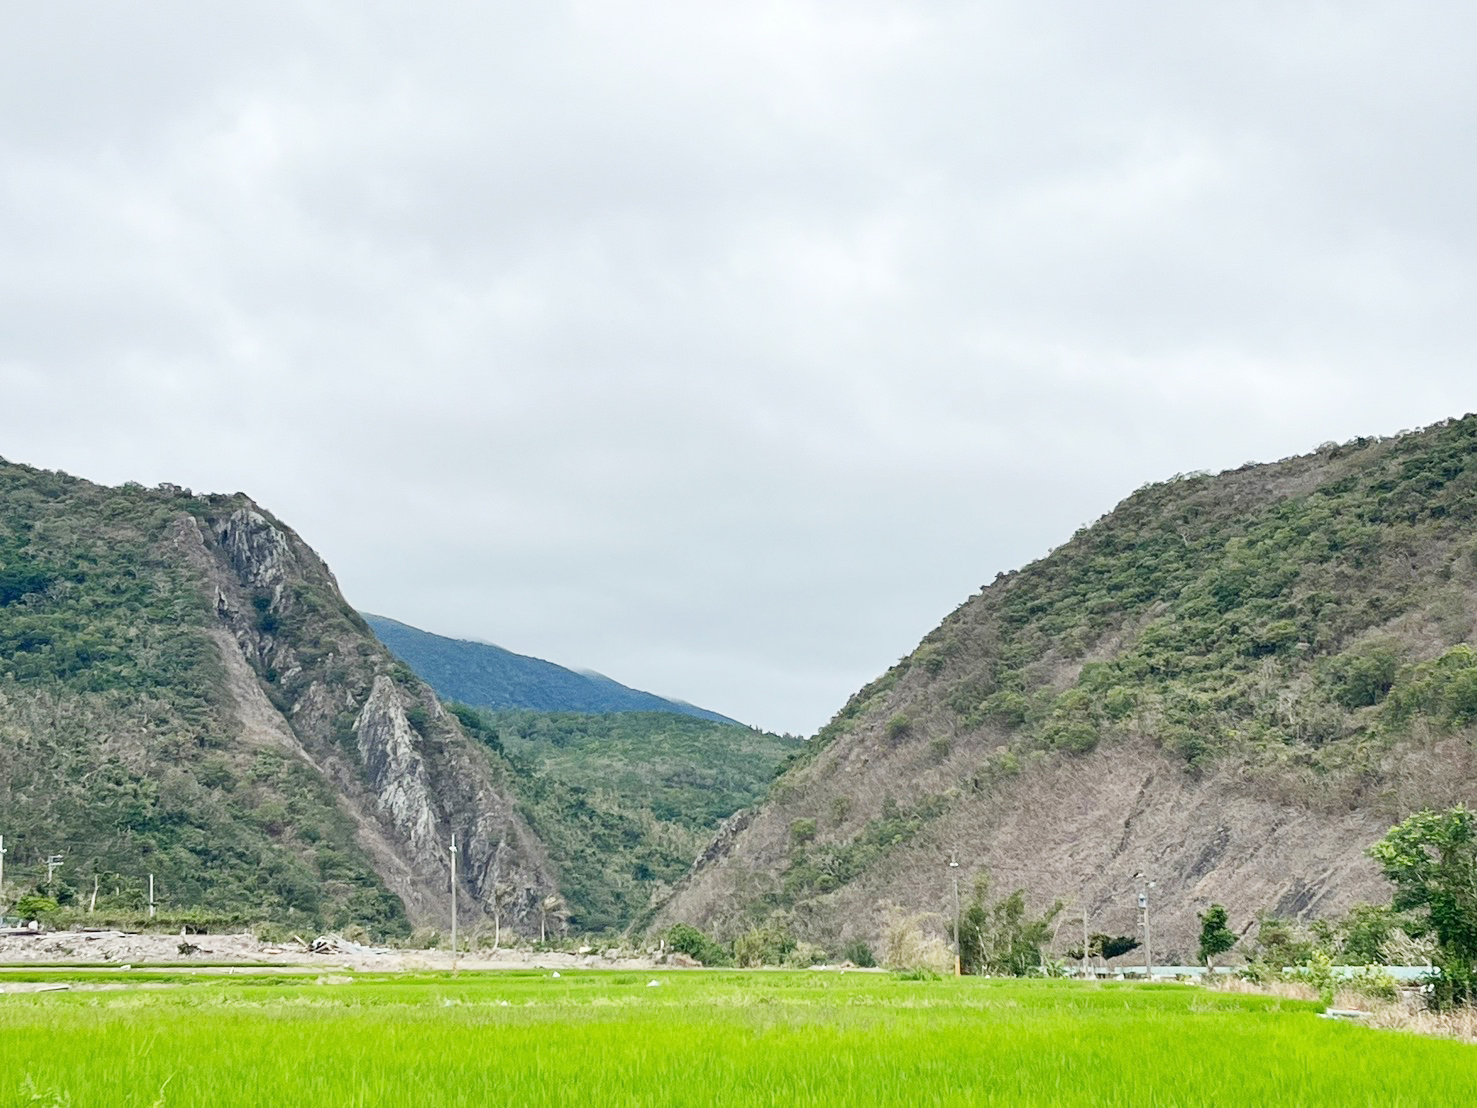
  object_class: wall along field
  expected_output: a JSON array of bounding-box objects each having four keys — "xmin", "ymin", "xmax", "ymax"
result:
[{"xmin": 3, "ymin": 971, "xmax": 1476, "ymax": 1106}]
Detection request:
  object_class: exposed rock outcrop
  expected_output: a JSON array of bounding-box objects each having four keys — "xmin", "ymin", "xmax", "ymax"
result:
[{"xmin": 174, "ymin": 496, "xmax": 557, "ymax": 931}]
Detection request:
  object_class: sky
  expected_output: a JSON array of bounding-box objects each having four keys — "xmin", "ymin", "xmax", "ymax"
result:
[{"xmin": 3, "ymin": 2, "xmax": 1476, "ymax": 735}]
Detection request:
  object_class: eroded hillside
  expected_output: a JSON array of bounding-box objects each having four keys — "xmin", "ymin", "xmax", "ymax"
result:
[{"xmin": 656, "ymin": 416, "xmax": 1477, "ymax": 960}]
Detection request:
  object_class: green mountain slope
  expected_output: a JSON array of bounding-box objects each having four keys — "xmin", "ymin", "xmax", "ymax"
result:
[
  {"xmin": 494, "ymin": 711, "xmax": 799, "ymax": 829},
  {"xmin": 656, "ymin": 416, "xmax": 1477, "ymax": 959},
  {"xmin": 363, "ymin": 615, "xmax": 737, "ymax": 722},
  {"xmin": 451, "ymin": 706, "xmax": 800, "ymax": 933},
  {"xmin": 0, "ymin": 460, "xmax": 557, "ymax": 934}
]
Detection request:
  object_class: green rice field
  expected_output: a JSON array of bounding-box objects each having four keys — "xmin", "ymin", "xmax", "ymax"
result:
[{"xmin": 2, "ymin": 969, "xmax": 1475, "ymax": 1106}]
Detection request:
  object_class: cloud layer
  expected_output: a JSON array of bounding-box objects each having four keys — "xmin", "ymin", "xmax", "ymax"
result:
[{"xmin": 4, "ymin": 2, "xmax": 1476, "ymax": 732}]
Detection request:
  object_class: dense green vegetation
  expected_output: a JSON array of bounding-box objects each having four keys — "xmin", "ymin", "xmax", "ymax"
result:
[
  {"xmin": 4, "ymin": 971, "xmax": 1476, "ymax": 1106},
  {"xmin": 0, "ymin": 460, "xmax": 405, "ymax": 934},
  {"xmin": 364, "ymin": 613, "xmax": 736, "ymax": 721},
  {"xmin": 491, "ymin": 710, "xmax": 797, "ymax": 830},
  {"xmin": 452, "ymin": 706, "xmax": 798, "ymax": 933}
]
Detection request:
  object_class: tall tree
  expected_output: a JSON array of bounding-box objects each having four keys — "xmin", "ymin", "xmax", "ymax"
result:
[
  {"xmin": 1197, "ymin": 904, "xmax": 1236, "ymax": 970},
  {"xmin": 958, "ymin": 876, "xmax": 1061, "ymax": 976},
  {"xmin": 1368, "ymin": 806, "xmax": 1477, "ymax": 1007}
]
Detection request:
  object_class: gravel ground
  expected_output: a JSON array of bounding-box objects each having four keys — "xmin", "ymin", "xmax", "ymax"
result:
[{"xmin": 0, "ymin": 929, "xmax": 662, "ymax": 973}]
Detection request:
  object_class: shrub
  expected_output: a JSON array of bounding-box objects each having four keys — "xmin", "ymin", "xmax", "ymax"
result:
[
  {"xmin": 403, "ymin": 704, "xmax": 431, "ymax": 737},
  {"xmin": 980, "ymin": 690, "xmax": 1030, "ymax": 727},
  {"xmin": 1345, "ymin": 964, "xmax": 1399, "ymax": 1001},
  {"xmin": 784, "ymin": 942, "xmax": 826, "ymax": 968},
  {"xmin": 13, "ymin": 894, "xmax": 59, "ymax": 923},
  {"xmin": 843, "ymin": 939, "xmax": 877, "ymax": 967},
  {"xmin": 406, "ymin": 927, "xmax": 442, "ymax": 949},
  {"xmin": 252, "ymin": 922, "xmax": 294, "ymax": 944},
  {"xmin": 885, "ymin": 715, "xmax": 912, "ymax": 742},
  {"xmin": 665, "ymin": 923, "xmax": 730, "ymax": 967},
  {"xmin": 789, "ymin": 818, "xmax": 817, "ymax": 845},
  {"xmin": 1046, "ymin": 721, "xmax": 1099, "ymax": 756},
  {"xmin": 1103, "ymin": 686, "xmax": 1137, "ymax": 721},
  {"xmin": 1327, "ymin": 643, "xmax": 1400, "ymax": 708},
  {"xmin": 734, "ymin": 924, "xmax": 795, "ymax": 967},
  {"xmin": 880, "ymin": 906, "xmax": 953, "ymax": 975},
  {"xmin": 1294, "ymin": 948, "xmax": 1336, "ymax": 1007}
]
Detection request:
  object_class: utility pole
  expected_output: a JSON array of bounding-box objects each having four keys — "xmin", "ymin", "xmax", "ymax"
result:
[
  {"xmin": 449, "ymin": 834, "xmax": 458, "ymax": 972},
  {"xmin": 0, "ymin": 834, "xmax": 6, "ymax": 910},
  {"xmin": 949, "ymin": 852, "xmax": 961, "ymax": 977},
  {"xmin": 1082, "ymin": 905, "xmax": 1090, "ymax": 978},
  {"xmin": 148, "ymin": 873, "xmax": 155, "ymax": 919},
  {"xmin": 45, "ymin": 854, "xmax": 63, "ymax": 889},
  {"xmin": 1135, "ymin": 875, "xmax": 1155, "ymax": 980}
]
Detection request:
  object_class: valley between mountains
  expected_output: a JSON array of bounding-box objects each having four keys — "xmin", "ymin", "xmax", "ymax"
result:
[{"xmin": 4, "ymin": 414, "xmax": 1477, "ymax": 960}]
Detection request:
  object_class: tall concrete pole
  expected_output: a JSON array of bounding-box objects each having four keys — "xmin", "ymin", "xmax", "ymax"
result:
[{"xmin": 949, "ymin": 853, "xmax": 961, "ymax": 976}]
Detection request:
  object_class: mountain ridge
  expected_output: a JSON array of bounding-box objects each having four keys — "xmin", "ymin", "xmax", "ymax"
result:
[{"xmin": 362, "ymin": 613, "xmax": 738, "ymax": 723}]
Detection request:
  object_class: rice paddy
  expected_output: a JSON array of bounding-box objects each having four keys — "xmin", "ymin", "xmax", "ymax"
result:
[{"xmin": 3, "ymin": 969, "xmax": 1475, "ymax": 1106}]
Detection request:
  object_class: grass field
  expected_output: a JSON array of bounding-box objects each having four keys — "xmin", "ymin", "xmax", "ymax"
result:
[{"xmin": 3, "ymin": 970, "xmax": 1475, "ymax": 1106}]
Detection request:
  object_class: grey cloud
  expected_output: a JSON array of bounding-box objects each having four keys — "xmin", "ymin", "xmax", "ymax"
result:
[{"xmin": 3, "ymin": 2, "xmax": 1476, "ymax": 731}]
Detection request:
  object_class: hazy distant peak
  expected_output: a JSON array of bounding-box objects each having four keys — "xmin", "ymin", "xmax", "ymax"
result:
[{"xmin": 361, "ymin": 613, "xmax": 739, "ymax": 724}]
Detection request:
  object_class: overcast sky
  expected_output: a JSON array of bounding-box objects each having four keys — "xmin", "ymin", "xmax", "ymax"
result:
[{"xmin": 3, "ymin": 3, "xmax": 1475, "ymax": 734}]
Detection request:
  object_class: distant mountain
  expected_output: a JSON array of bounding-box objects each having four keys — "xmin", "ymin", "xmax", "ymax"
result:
[{"xmin": 362, "ymin": 614, "xmax": 738, "ymax": 723}]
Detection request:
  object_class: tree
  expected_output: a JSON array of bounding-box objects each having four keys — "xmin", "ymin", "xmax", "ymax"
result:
[
  {"xmin": 1368, "ymin": 806, "xmax": 1477, "ymax": 1007},
  {"xmin": 664, "ymin": 923, "xmax": 731, "ymax": 966},
  {"xmin": 1197, "ymin": 904, "xmax": 1236, "ymax": 970},
  {"xmin": 490, "ymin": 882, "xmax": 516, "ymax": 951},
  {"xmin": 538, "ymin": 894, "xmax": 566, "ymax": 943},
  {"xmin": 958, "ymin": 876, "xmax": 1061, "ymax": 976},
  {"xmin": 1066, "ymin": 933, "xmax": 1139, "ymax": 961}
]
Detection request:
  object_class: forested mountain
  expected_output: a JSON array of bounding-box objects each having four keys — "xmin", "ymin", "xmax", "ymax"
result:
[
  {"xmin": 450, "ymin": 707, "xmax": 799, "ymax": 933},
  {"xmin": 0, "ymin": 460, "xmax": 555, "ymax": 936},
  {"xmin": 656, "ymin": 416, "xmax": 1477, "ymax": 960},
  {"xmin": 364, "ymin": 614, "xmax": 736, "ymax": 722}
]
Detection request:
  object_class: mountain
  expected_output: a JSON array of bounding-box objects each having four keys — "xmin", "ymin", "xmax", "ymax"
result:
[
  {"xmin": 0, "ymin": 460, "xmax": 556, "ymax": 936},
  {"xmin": 452, "ymin": 707, "xmax": 800, "ymax": 933},
  {"xmin": 362, "ymin": 614, "xmax": 737, "ymax": 722},
  {"xmin": 655, "ymin": 416, "xmax": 1477, "ymax": 961}
]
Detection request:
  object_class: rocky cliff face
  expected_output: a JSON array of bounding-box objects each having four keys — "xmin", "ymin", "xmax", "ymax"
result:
[
  {"xmin": 655, "ymin": 417, "xmax": 1477, "ymax": 960},
  {"xmin": 189, "ymin": 499, "xmax": 555, "ymax": 931}
]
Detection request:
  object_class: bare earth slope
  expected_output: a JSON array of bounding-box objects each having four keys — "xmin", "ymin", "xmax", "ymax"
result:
[{"xmin": 656, "ymin": 417, "xmax": 1477, "ymax": 961}]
